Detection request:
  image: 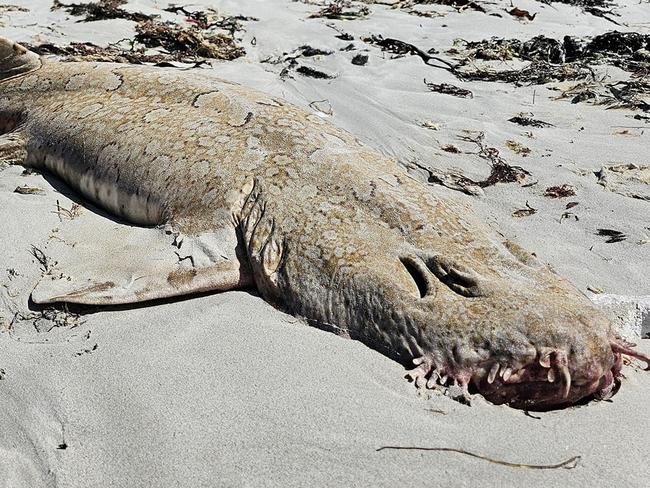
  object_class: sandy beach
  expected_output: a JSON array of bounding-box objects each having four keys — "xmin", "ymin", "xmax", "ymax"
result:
[{"xmin": 1, "ymin": 0, "xmax": 649, "ymax": 486}]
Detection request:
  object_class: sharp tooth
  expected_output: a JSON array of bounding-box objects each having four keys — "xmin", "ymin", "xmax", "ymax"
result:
[
  {"xmin": 426, "ymin": 372, "xmax": 440, "ymax": 389},
  {"xmin": 502, "ymin": 367, "xmax": 513, "ymax": 382},
  {"xmin": 547, "ymin": 369, "xmax": 556, "ymax": 383},
  {"xmin": 559, "ymin": 364, "xmax": 572, "ymax": 398},
  {"xmin": 487, "ymin": 363, "xmax": 499, "ymax": 384}
]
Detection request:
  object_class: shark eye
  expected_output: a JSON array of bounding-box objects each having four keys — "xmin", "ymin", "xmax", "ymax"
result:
[{"xmin": 399, "ymin": 255, "xmax": 434, "ymax": 299}]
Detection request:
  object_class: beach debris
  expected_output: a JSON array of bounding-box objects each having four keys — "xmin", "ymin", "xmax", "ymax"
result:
[
  {"xmin": 30, "ymin": 246, "xmax": 52, "ymax": 274},
  {"xmin": 508, "ymin": 114, "xmax": 554, "ymax": 128},
  {"xmin": 308, "ymin": 2, "xmax": 371, "ymax": 20},
  {"xmin": 595, "ymin": 163, "xmax": 650, "ymax": 201},
  {"xmin": 560, "ymin": 211, "xmax": 579, "ymax": 222},
  {"xmin": 596, "ymin": 228, "xmax": 627, "ymax": 243},
  {"xmin": 296, "ymin": 65, "xmax": 336, "ymax": 79},
  {"xmin": 336, "ymin": 33, "xmax": 354, "ymax": 41},
  {"xmin": 75, "ymin": 343, "xmax": 98, "ymax": 356},
  {"xmin": 34, "ymin": 308, "xmax": 83, "ymax": 333},
  {"xmin": 460, "ymin": 32, "xmax": 650, "ymax": 69},
  {"xmin": 261, "ymin": 45, "xmax": 334, "ymax": 79},
  {"xmin": 376, "ymin": 446, "xmax": 580, "ymax": 470},
  {"xmin": 135, "ymin": 20, "xmax": 245, "ymax": 61},
  {"xmin": 52, "ymin": 0, "xmax": 153, "ymax": 22},
  {"xmin": 540, "ymin": 0, "xmax": 620, "ymax": 24},
  {"xmin": 364, "ymin": 35, "xmax": 457, "ymax": 71},
  {"xmin": 587, "ymin": 285, "xmax": 604, "ymax": 294},
  {"xmin": 544, "ymin": 184, "xmax": 576, "ymax": 198},
  {"xmin": 505, "ymin": 140, "xmax": 531, "ymax": 157},
  {"xmin": 556, "ymin": 78, "xmax": 650, "ymax": 112},
  {"xmin": 454, "ymin": 31, "xmax": 650, "ymax": 89},
  {"xmin": 53, "ymin": 201, "xmax": 83, "ymax": 221},
  {"xmin": 309, "ymin": 99, "xmax": 334, "ymax": 116},
  {"xmin": 351, "ymin": 53, "xmax": 368, "ymax": 65},
  {"xmin": 0, "ymin": 5, "xmax": 29, "ymax": 12},
  {"xmin": 419, "ymin": 120, "xmax": 441, "ymax": 130},
  {"xmin": 25, "ymin": 41, "xmax": 172, "ymax": 65},
  {"xmin": 441, "ymin": 144, "xmax": 461, "ymax": 153},
  {"xmin": 508, "ymin": 7, "xmax": 536, "ymax": 21},
  {"xmin": 565, "ymin": 201, "xmax": 579, "ymax": 209},
  {"xmin": 40, "ymin": 3, "xmax": 250, "ymax": 64},
  {"xmin": 417, "ymin": 132, "xmax": 531, "ymax": 194},
  {"xmin": 459, "ymin": 61, "xmax": 592, "ymax": 85},
  {"xmin": 415, "ymin": 0, "xmax": 486, "ymax": 13},
  {"xmin": 424, "ymin": 79, "xmax": 473, "ymax": 98},
  {"xmin": 512, "ymin": 202, "xmax": 537, "ymax": 217},
  {"xmin": 163, "ymin": 5, "xmax": 257, "ymax": 34},
  {"xmin": 406, "ymin": 160, "xmax": 484, "ymax": 196},
  {"xmin": 459, "ymin": 132, "xmax": 531, "ymax": 187},
  {"xmin": 14, "ymin": 185, "xmax": 45, "ymax": 195}
]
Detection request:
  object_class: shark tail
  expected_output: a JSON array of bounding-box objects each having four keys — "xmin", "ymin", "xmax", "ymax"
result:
[{"xmin": 0, "ymin": 37, "xmax": 41, "ymax": 82}]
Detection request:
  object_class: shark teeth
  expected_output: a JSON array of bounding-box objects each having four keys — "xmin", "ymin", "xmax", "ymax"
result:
[{"xmin": 487, "ymin": 363, "xmax": 500, "ymax": 384}]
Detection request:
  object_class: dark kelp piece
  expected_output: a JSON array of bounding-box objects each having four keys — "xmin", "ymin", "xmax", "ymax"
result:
[
  {"xmin": 424, "ymin": 79, "xmax": 473, "ymax": 98},
  {"xmin": 52, "ymin": 0, "xmax": 153, "ymax": 22}
]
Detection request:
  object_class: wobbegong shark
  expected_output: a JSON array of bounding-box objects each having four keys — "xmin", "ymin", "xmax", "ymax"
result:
[{"xmin": 1, "ymin": 37, "xmax": 647, "ymax": 409}]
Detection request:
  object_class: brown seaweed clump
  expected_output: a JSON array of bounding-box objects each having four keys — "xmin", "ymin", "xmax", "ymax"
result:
[{"xmin": 135, "ymin": 21, "xmax": 245, "ymax": 61}]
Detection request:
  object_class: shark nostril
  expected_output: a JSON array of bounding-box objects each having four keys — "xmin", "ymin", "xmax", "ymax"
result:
[
  {"xmin": 399, "ymin": 255, "xmax": 434, "ymax": 299},
  {"xmin": 423, "ymin": 255, "xmax": 484, "ymax": 298}
]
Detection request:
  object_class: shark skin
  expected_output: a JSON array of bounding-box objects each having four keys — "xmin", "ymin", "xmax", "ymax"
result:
[{"xmin": 0, "ymin": 37, "xmax": 647, "ymax": 410}]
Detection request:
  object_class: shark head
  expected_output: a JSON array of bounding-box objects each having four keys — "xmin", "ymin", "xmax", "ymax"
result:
[
  {"xmin": 260, "ymin": 209, "xmax": 649, "ymax": 410},
  {"xmin": 389, "ymin": 247, "xmax": 648, "ymax": 410}
]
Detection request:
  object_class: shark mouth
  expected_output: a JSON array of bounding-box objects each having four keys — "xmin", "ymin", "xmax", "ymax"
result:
[{"xmin": 407, "ymin": 338, "xmax": 650, "ymax": 410}]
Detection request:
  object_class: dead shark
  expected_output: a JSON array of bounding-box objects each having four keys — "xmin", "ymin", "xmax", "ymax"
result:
[{"xmin": 1, "ymin": 37, "xmax": 647, "ymax": 409}]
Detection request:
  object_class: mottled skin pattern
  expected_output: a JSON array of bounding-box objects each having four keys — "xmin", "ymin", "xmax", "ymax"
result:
[{"xmin": 1, "ymin": 38, "xmax": 647, "ymax": 409}]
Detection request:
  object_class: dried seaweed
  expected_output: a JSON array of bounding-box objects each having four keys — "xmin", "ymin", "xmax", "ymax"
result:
[
  {"xmin": 424, "ymin": 79, "xmax": 473, "ymax": 98},
  {"xmin": 460, "ymin": 32, "xmax": 650, "ymax": 71},
  {"xmin": 14, "ymin": 185, "xmax": 44, "ymax": 195},
  {"xmin": 261, "ymin": 45, "xmax": 334, "ymax": 79},
  {"xmin": 544, "ymin": 185, "xmax": 576, "ymax": 198},
  {"xmin": 164, "ymin": 5, "xmax": 257, "ymax": 34},
  {"xmin": 134, "ymin": 21, "xmax": 245, "ymax": 61},
  {"xmin": 512, "ymin": 202, "xmax": 537, "ymax": 217},
  {"xmin": 351, "ymin": 54, "xmax": 368, "ymax": 66},
  {"xmin": 538, "ymin": 0, "xmax": 620, "ymax": 24},
  {"xmin": 376, "ymin": 446, "xmax": 580, "ymax": 470},
  {"xmin": 0, "ymin": 5, "xmax": 29, "ymax": 12},
  {"xmin": 52, "ymin": 0, "xmax": 152, "ymax": 22},
  {"xmin": 459, "ymin": 61, "xmax": 593, "ymax": 85},
  {"xmin": 596, "ymin": 228, "xmax": 627, "ymax": 243},
  {"xmin": 459, "ymin": 132, "xmax": 531, "ymax": 187},
  {"xmin": 411, "ymin": 0, "xmax": 485, "ymax": 13},
  {"xmin": 296, "ymin": 66, "xmax": 336, "ymax": 79},
  {"xmin": 555, "ymin": 78, "xmax": 650, "ymax": 112},
  {"xmin": 406, "ymin": 160, "xmax": 484, "ymax": 196},
  {"xmin": 44, "ymin": 3, "xmax": 249, "ymax": 63},
  {"xmin": 364, "ymin": 35, "xmax": 456, "ymax": 71},
  {"xmin": 508, "ymin": 114, "xmax": 554, "ymax": 128},
  {"xmin": 25, "ymin": 41, "xmax": 169, "ymax": 64},
  {"xmin": 505, "ymin": 140, "xmax": 531, "ymax": 156},
  {"xmin": 308, "ymin": 2, "xmax": 370, "ymax": 20},
  {"xmin": 508, "ymin": 7, "xmax": 537, "ymax": 21}
]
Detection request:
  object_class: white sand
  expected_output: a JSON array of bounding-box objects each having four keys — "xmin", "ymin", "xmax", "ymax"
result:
[{"xmin": 1, "ymin": 0, "xmax": 649, "ymax": 486}]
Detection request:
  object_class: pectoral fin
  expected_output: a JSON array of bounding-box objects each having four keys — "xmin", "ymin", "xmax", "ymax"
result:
[{"xmin": 31, "ymin": 209, "xmax": 253, "ymax": 306}]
